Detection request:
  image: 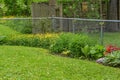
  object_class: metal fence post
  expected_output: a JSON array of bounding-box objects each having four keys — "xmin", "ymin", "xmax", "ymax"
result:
[
  {"xmin": 72, "ymin": 19, "xmax": 75, "ymax": 33},
  {"xmin": 60, "ymin": 17, "xmax": 63, "ymax": 32},
  {"xmin": 100, "ymin": 22, "xmax": 104, "ymax": 45},
  {"xmin": 52, "ymin": 16, "xmax": 55, "ymax": 32}
]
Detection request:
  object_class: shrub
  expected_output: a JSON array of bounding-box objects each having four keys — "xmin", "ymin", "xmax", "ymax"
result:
[
  {"xmin": 50, "ymin": 33, "xmax": 97, "ymax": 57},
  {"xmin": 69, "ymin": 34, "xmax": 96, "ymax": 58},
  {"xmin": 6, "ymin": 33, "xmax": 57, "ymax": 49},
  {"xmin": 50, "ymin": 33, "xmax": 74, "ymax": 53}
]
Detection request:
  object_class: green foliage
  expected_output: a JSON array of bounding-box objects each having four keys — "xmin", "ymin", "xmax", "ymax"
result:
[
  {"xmin": 103, "ymin": 51, "xmax": 120, "ymax": 67},
  {"xmin": 81, "ymin": 45, "xmax": 91, "ymax": 58},
  {"xmin": 0, "ymin": 4, "xmax": 7, "ymax": 17},
  {"xmin": 90, "ymin": 45, "xmax": 105, "ymax": 59},
  {"xmin": 82, "ymin": 45, "xmax": 105, "ymax": 60},
  {"xmin": 0, "ymin": 32, "xmax": 98, "ymax": 60},
  {"xmin": 1, "ymin": 0, "xmax": 73, "ymax": 16},
  {"xmin": 0, "ymin": 36, "xmax": 6, "ymax": 44},
  {"xmin": 6, "ymin": 34, "xmax": 56, "ymax": 49},
  {"xmin": 69, "ymin": 35, "xmax": 85, "ymax": 57},
  {"xmin": 1, "ymin": 0, "xmax": 110, "ymax": 18},
  {"xmin": 4, "ymin": 19, "xmax": 32, "ymax": 34},
  {"xmin": 50, "ymin": 39, "xmax": 65, "ymax": 53},
  {"xmin": 38, "ymin": 18, "xmax": 52, "ymax": 33},
  {"xmin": 50, "ymin": 33, "xmax": 97, "ymax": 58},
  {"xmin": 69, "ymin": 34, "xmax": 96, "ymax": 58},
  {"xmin": 50, "ymin": 33, "xmax": 73, "ymax": 53},
  {"xmin": 0, "ymin": 25, "xmax": 20, "ymax": 35},
  {"xmin": 32, "ymin": 0, "xmax": 73, "ymax": 3},
  {"xmin": 63, "ymin": 0, "xmax": 100, "ymax": 18},
  {"xmin": 4, "ymin": 0, "xmax": 31, "ymax": 16}
]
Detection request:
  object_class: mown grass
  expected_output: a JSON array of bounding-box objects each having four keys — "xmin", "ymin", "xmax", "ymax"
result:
[
  {"xmin": 88, "ymin": 32, "xmax": 120, "ymax": 46},
  {"xmin": 0, "ymin": 24, "xmax": 20, "ymax": 36},
  {"xmin": 0, "ymin": 45, "xmax": 120, "ymax": 80},
  {"xmin": 104, "ymin": 32, "xmax": 120, "ymax": 46}
]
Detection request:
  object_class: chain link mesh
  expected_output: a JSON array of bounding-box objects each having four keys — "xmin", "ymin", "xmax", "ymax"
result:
[{"xmin": 0, "ymin": 17, "xmax": 120, "ymax": 46}]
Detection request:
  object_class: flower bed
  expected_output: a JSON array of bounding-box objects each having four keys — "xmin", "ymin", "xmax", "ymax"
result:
[{"xmin": 96, "ymin": 45, "xmax": 120, "ymax": 67}]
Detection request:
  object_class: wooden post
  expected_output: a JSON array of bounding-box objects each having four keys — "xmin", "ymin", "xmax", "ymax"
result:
[
  {"xmin": 59, "ymin": 3, "xmax": 63, "ymax": 17},
  {"xmin": 31, "ymin": 3, "xmax": 36, "ymax": 33},
  {"xmin": 49, "ymin": 0, "xmax": 56, "ymax": 17},
  {"xmin": 49, "ymin": 0, "xmax": 57, "ymax": 6},
  {"xmin": 59, "ymin": 3, "xmax": 63, "ymax": 31}
]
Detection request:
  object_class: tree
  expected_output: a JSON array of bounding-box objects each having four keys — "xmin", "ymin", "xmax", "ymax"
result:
[
  {"xmin": 107, "ymin": 0, "xmax": 119, "ymax": 31},
  {"xmin": 4, "ymin": 0, "xmax": 31, "ymax": 16},
  {"xmin": 118, "ymin": 0, "xmax": 120, "ymax": 20},
  {"xmin": 108, "ymin": 0, "xmax": 118, "ymax": 20}
]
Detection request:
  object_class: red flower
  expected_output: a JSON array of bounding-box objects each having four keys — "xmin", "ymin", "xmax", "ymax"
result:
[{"xmin": 104, "ymin": 45, "xmax": 120, "ymax": 56}]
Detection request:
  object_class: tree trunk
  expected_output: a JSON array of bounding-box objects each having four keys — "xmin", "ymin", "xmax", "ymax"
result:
[
  {"xmin": 118, "ymin": 0, "xmax": 120, "ymax": 31},
  {"xmin": 119, "ymin": 0, "xmax": 120, "ymax": 20},
  {"xmin": 107, "ymin": 0, "xmax": 119, "ymax": 31}
]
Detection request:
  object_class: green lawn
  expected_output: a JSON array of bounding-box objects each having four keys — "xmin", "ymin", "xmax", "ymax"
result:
[
  {"xmin": 0, "ymin": 24, "xmax": 120, "ymax": 79},
  {"xmin": 0, "ymin": 24, "xmax": 20, "ymax": 36},
  {"xmin": 0, "ymin": 45, "xmax": 120, "ymax": 80},
  {"xmin": 88, "ymin": 32, "xmax": 120, "ymax": 46},
  {"xmin": 104, "ymin": 32, "xmax": 120, "ymax": 46}
]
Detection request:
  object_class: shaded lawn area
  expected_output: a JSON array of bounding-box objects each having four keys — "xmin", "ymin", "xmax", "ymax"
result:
[
  {"xmin": 103, "ymin": 32, "xmax": 120, "ymax": 46},
  {"xmin": 88, "ymin": 32, "xmax": 120, "ymax": 46},
  {"xmin": 0, "ymin": 46, "xmax": 120, "ymax": 80},
  {"xmin": 0, "ymin": 24, "xmax": 20, "ymax": 36}
]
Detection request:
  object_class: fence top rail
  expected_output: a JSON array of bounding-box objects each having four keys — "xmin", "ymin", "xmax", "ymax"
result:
[
  {"xmin": 0, "ymin": 18, "xmax": 45, "ymax": 20},
  {"xmin": 0, "ymin": 17, "xmax": 120, "ymax": 22},
  {"xmin": 52, "ymin": 17, "xmax": 120, "ymax": 22}
]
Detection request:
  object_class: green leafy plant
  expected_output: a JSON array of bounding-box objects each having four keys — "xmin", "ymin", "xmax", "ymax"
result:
[
  {"xmin": 81, "ymin": 45, "xmax": 91, "ymax": 58},
  {"xmin": 89, "ymin": 45, "xmax": 105, "ymax": 59},
  {"xmin": 103, "ymin": 51, "xmax": 120, "ymax": 67},
  {"xmin": 81, "ymin": 45, "xmax": 105, "ymax": 60}
]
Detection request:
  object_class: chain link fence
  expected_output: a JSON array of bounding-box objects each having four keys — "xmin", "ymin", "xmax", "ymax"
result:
[
  {"xmin": 0, "ymin": 18, "xmax": 32, "ymax": 34},
  {"xmin": 0, "ymin": 17, "xmax": 120, "ymax": 46},
  {"xmin": 51, "ymin": 17, "xmax": 120, "ymax": 46}
]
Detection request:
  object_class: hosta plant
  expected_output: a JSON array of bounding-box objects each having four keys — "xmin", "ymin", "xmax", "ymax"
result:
[
  {"xmin": 81, "ymin": 45, "xmax": 105, "ymax": 60},
  {"xmin": 103, "ymin": 51, "xmax": 120, "ymax": 67}
]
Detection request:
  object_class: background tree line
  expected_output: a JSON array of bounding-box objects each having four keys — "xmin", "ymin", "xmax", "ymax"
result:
[{"xmin": 0, "ymin": 0, "xmax": 119, "ymax": 20}]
